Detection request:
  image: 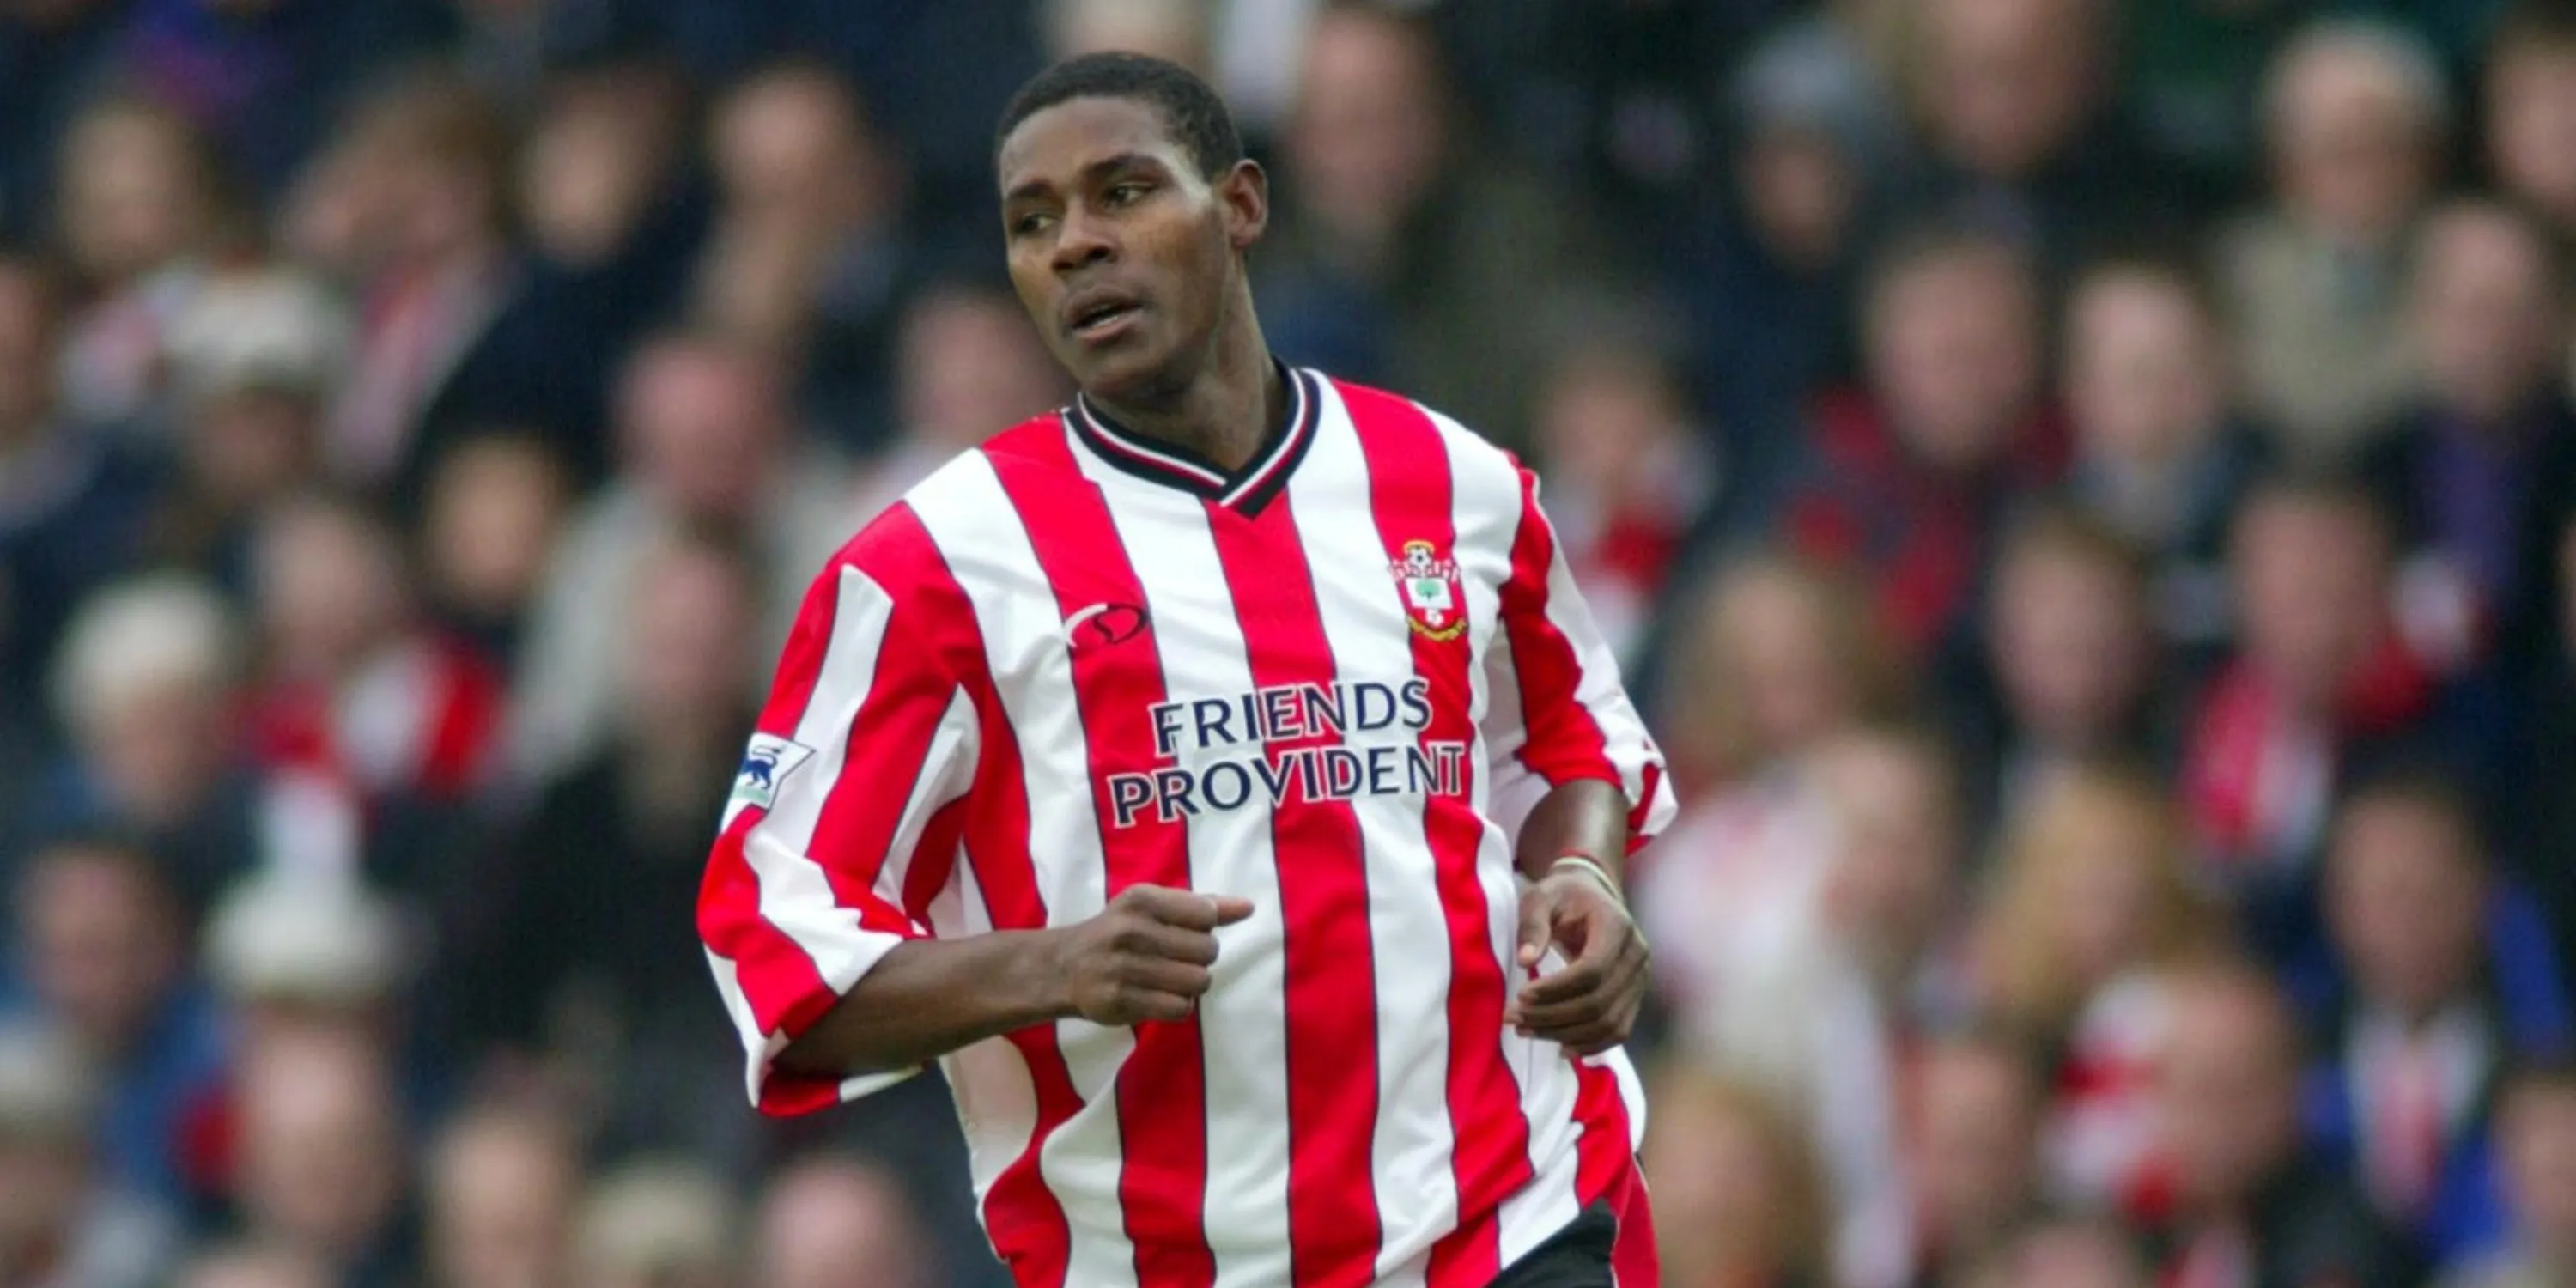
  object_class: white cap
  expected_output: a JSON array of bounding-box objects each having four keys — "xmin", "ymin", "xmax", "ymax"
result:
[
  {"xmin": 165, "ymin": 268, "xmax": 354, "ymax": 406},
  {"xmin": 204, "ymin": 872, "xmax": 407, "ymax": 1009}
]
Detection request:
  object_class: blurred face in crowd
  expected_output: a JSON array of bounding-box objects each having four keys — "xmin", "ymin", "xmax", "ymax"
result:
[
  {"xmin": 1962, "ymin": 1217, "xmax": 2148, "ymax": 1288},
  {"xmin": 1868, "ymin": 241, "xmax": 2042, "ymax": 474},
  {"xmin": 712, "ymin": 66, "xmax": 896, "ymax": 234},
  {"xmin": 2065, "ymin": 269, "xmax": 2229, "ymax": 473},
  {"xmin": 2327, "ymin": 793, "xmax": 2488, "ymax": 1019},
  {"xmin": 2233, "ymin": 492, "xmax": 2391, "ymax": 714},
  {"xmin": 1535, "ymin": 348, "xmax": 1687, "ymax": 514},
  {"xmin": 753, "ymin": 1158, "xmax": 933, "ymax": 1288},
  {"xmin": 2500, "ymin": 1079, "xmax": 2576, "ymax": 1257},
  {"xmin": 57, "ymin": 100, "xmax": 210, "ymax": 286},
  {"xmin": 420, "ymin": 435, "xmax": 568, "ymax": 625},
  {"xmin": 520, "ymin": 68, "xmax": 687, "ymax": 266},
  {"xmin": 1286, "ymin": 6, "xmax": 1448, "ymax": 252},
  {"xmin": 2019, "ymin": 784, "xmax": 2176, "ymax": 998},
  {"xmin": 2408, "ymin": 203, "xmax": 2567, "ymax": 425},
  {"xmin": 2267, "ymin": 30, "xmax": 2439, "ymax": 246},
  {"xmin": 1741, "ymin": 125, "xmax": 1861, "ymax": 270},
  {"xmin": 237, "ymin": 1030, "xmax": 406, "ymax": 1266},
  {"xmin": 619, "ymin": 540, "xmax": 757, "ymax": 741},
  {"xmin": 1047, "ymin": 0, "xmax": 1210, "ymax": 72},
  {"xmin": 1815, "ymin": 734, "xmax": 1959, "ymax": 986},
  {"xmin": 895, "ymin": 289, "xmax": 1067, "ymax": 452},
  {"xmin": 428, "ymin": 1113, "xmax": 578, "ymax": 1288},
  {"xmin": 618, "ymin": 337, "xmax": 789, "ymax": 524},
  {"xmin": 19, "ymin": 844, "xmax": 183, "ymax": 1058},
  {"xmin": 1643, "ymin": 1074, "xmax": 1818, "ymax": 1285},
  {"xmin": 179, "ymin": 1247, "xmax": 337, "ymax": 1288},
  {"xmin": 1908, "ymin": 1039, "xmax": 2041, "ymax": 1253},
  {"xmin": 1697, "ymin": 562, "xmax": 1876, "ymax": 773},
  {"xmin": 2154, "ymin": 971, "xmax": 2305, "ymax": 1212},
  {"xmin": 253, "ymin": 501, "xmax": 410, "ymax": 683},
  {"xmin": 999, "ymin": 96, "xmax": 1264, "ymax": 407},
  {"xmin": 1915, "ymin": 0, "xmax": 2104, "ymax": 179},
  {"xmin": 1990, "ymin": 537, "xmax": 2150, "ymax": 750},
  {"xmin": 0, "ymin": 260, "xmax": 59, "ymax": 446},
  {"xmin": 187, "ymin": 387, "xmax": 323, "ymax": 512},
  {"xmin": 2486, "ymin": 34, "xmax": 2576, "ymax": 230}
]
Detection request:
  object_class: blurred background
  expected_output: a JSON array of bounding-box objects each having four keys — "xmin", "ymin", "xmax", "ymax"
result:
[{"xmin": 6, "ymin": 0, "xmax": 2576, "ymax": 1285}]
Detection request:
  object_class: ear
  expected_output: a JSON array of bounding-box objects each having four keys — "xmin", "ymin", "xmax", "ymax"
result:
[{"xmin": 1217, "ymin": 158, "xmax": 1268, "ymax": 251}]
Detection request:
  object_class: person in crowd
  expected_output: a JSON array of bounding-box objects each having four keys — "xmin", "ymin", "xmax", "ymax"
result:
[
  {"xmin": 2180, "ymin": 476, "xmax": 2489, "ymax": 962},
  {"xmin": 1643, "ymin": 1063, "xmax": 1837, "ymax": 1288},
  {"xmin": 1946, "ymin": 510, "xmax": 2167, "ymax": 838},
  {"xmin": 1531, "ymin": 334, "xmax": 1718, "ymax": 669},
  {"xmin": 2308, "ymin": 771, "xmax": 2573, "ymax": 1261},
  {"xmin": 173, "ymin": 1242, "xmax": 338, "ymax": 1288},
  {"xmin": 1895, "ymin": 0, "xmax": 2202, "ymax": 260},
  {"xmin": 1042, "ymin": 0, "xmax": 1212, "ymax": 76},
  {"xmin": 29, "ymin": 574, "xmax": 260, "ymax": 916},
  {"xmin": 2444, "ymin": 1059, "xmax": 2576, "ymax": 1288},
  {"xmin": 0, "ymin": 252, "xmax": 159, "ymax": 742},
  {"xmin": 2135, "ymin": 959, "xmax": 2420, "ymax": 1288},
  {"xmin": 2365, "ymin": 199, "xmax": 2576, "ymax": 684},
  {"xmin": 2482, "ymin": 3, "xmax": 2576, "ymax": 247},
  {"xmin": 1255, "ymin": 0, "xmax": 1630, "ymax": 452},
  {"xmin": 1770, "ymin": 222, "xmax": 2066, "ymax": 660},
  {"xmin": 3, "ymin": 836, "xmax": 228, "ymax": 1209},
  {"xmin": 750, "ymin": 1154, "xmax": 939, "ymax": 1288},
  {"xmin": 1905, "ymin": 1026, "xmax": 2049, "ymax": 1288},
  {"xmin": 2221, "ymin": 20, "xmax": 2448, "ymax": 463},
  {"xmin": 222, "ymin": 1025, "xmax": 414, "ymax": 1287},
  {"xmin": 1954, "ymin": 1210, "xmax": 2151, "ymax": 1288},
  {"xmin": 509, "ymin": 327, "xmax": 848, "ymax": 781},
  {"xmin": 48, "ymin": 94, "xmax": 223, "ymax": 429},
  {"xmin": 1969, "ymin": 764, "xmax": 2225, "ymax": 1208},
  {"xmin": 697, "ymin": 59, "xmax": 914, "ymax": 450},
  {"xmin": 151, "ymin": 265, "xmax": 353, "ymax": 592},
  {"xmin": 513, "ymin": 58, "xmax": 695, "ymax": 276},
  {"xmin": 412, "ymin": 431, "xmax": 571, "ymax": 662},
  {"xmin": 847, "ymin": 280, "xmax": 1070, "ymax": 526},
  {"xmin": 0, "ymin": 1020, "xmax": 179, "ymax": 1288},
  {"xmin": 2060, "ymin": 253, "xmax": 2270, "ymax": 659},
  {"xmin": 202, "ymin": 872, "xmax": 409, "ymax": 1064},
  {"xmin": 422, "ymin": 1102, "xmax": 579, "ymax": 1288},
  {"xmin": 572, "ymin": 1158, "xmax": 738, "ymax": 1288}
]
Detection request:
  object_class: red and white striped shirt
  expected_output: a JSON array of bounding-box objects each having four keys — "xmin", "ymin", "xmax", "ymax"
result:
[{"xmin": 698, "ymin": 366, "xmax": 1675, "ymax": 1288}]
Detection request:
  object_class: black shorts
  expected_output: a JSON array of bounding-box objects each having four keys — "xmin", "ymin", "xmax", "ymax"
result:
[{"xmin": 1485, "ymin": 1201, "xmax": 1619, "ymax": 1288}]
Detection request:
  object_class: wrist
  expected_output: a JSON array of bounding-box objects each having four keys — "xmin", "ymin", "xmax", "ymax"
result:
[
  {"xmin": 1546, "ymin": 851, "xmax": 1623, "ymax": 901},
  {"xmin": 1020, "ymin": 927, "xmax": 1083, "ymax": 1023}
]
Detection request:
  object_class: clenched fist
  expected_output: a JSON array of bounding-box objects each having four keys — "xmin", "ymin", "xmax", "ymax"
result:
[{"xmin": 1053, "ymin": 884, "xmax": 1255, "ymax": 1026}]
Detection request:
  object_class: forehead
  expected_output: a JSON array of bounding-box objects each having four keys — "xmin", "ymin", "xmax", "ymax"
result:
[{"xmin": 998, "ymin": 94, "xmax": 1189, "ymax": 191}]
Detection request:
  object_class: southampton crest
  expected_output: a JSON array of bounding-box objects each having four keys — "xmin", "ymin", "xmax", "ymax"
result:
[{"xmin": 1391, "ymin": 538, "xmax": 1467, "ymax": 641}]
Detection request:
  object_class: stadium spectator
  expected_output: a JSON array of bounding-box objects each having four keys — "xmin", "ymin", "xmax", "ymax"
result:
[
  {"xmin": 1953, "ymin": 1210, "xmax": 2151, "ymax": 1288},
  {"xmin": 174, "ymin": 1242, "xmax": 337, "ymax": 1288},
  {"xmin": 1256, "ymin": 0, "xmax": 1627, "ymax": 451},
  {"xmin": 514, "ymin": 59, "xmax": 694, "ymax": 275},
  {"xmin": 2482, "ymin": 3, "xmax": 2576, "ymax": 246},
  {"xmin": 412, "ymin": 431, "xmax": 572, "ymax": 661},
  {"xmin": 202, "ymin": 872, "xmax": 408, "ymax": 1059},
  {"xmin": 2444, "ymin": 1060, "xmax": 2576, "ymax": 1288},
  {"xmin": 422, "ymin": 1103, "xmax": 579, "ymax": 1288},
  {"xmin": 1531, "ymin": 335, "xmax": 1716, "ymax": 668},
  {"xmin": 2308, "ymin": 771, "xmax": 2572, "ymax": 1260},
  {"xmin": 847, "ymin": 281, "xmax": 1070, "ymax": 527},
  {"xmin": 2221, "ymin": 20, "xmax": 2448, "ymax": 463},
  {"xmin": 572, "ymin": 1158, "xmax": 738, "ymax": 1288},
  {"xmin": 0, "ymin": 1020, "xmax": 180, "ymax": 1288},
  {"xmin": 1904, "ymin": 1026, "xmax": 2048, "ymax": 1288},
  {"xmin": 750, "ymin": 1154, "xmax": 938, "ymax": 1288},
  {"xmin": 1772, "ymin": 222, "xmax": 2065, "ymax": 659},
  {"xmin": 31, "ymin": 574, "xmax": 258, "ymax": 917},
  {"xmin": 2136, "ymin": 960, "xmax": 2419, "ymax": 1288},
  {"xmin": 2059, "ymin": 254, "xmax": 2269, "ymax": 657},
  {"xmin": 1642, "ymin": 1064, "xmax": 1835, "ymax": 1288},
  {"xmin": 509, "ymin": 328, "xmax": 847, "ymax": 781},
  {"xmin": 1946, "ymin": 511, "xmax": 2167, "ymax": 837},
  {"xmin": 4, "ymin": 836, "xmax": 228, "ymax": 1207},
  {"xmin": 2367, "ymin": 199, "xmax": 2576, "ymax": 683},
  {"xmin": 698, "ymin": 60, "xmax": 913, "ymax": 450},
  {"xmin": 48, "ymin": 95, "xmax": 223, "ymax": 429},
  {"xmin": 223, "ymin": 1026, "xmax": 413, "ymax": 1287},
  {"xmin": 1042, "ymin": 0, "xmax": 1212, "ymax": 75}
]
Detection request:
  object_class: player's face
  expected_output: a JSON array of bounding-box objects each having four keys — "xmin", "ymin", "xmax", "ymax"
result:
[{"xmin": 998, "ymin": 96, "xmax": 1264, "ymax": 403}]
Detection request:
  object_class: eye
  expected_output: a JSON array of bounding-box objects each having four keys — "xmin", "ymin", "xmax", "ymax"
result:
[
  {"xmin": 1011, "ymin": 210, "xmax": 1054, "ymax": 238},
  {"xmin": 1104, "ymin": 180, "xmax": 1151, "ymax": 206}
]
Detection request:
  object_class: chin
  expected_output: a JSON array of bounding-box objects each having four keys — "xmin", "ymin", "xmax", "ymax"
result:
[{"xmin": 1077, "ymin": 345, "xmax": 1188, "ymax": 406}]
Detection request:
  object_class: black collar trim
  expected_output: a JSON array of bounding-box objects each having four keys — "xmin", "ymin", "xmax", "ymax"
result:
[{"xmin": 1066, "ymin": 362, "xmax": 1319, "ymax": 516}]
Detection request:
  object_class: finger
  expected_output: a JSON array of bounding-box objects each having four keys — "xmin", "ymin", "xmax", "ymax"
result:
[
  {"xmin": 1208, "ymin": 895, "xmax": 1255, "ymax": 925},
  {"xmin": 1116, "ymin": 985, "xmax": 1199, "ymax": 1024},
  {"xmin": 1124, "ymin": 958, "xmax": 1216, "ymax": 999},
  {"xmin": 1122, "ymin": 923, "xmax": 1220, "ymax": 967},
  {"xmin": 1515, "ymin": 952, "xmax": 1645, "ymax": 1032},
  {"xmin": 1516, "ymin": 953, "xmax": 1610, "ymax": 1007},
  {"xmin": 1125, "ymin": 885, "xmax": 1253, "ymax": 931},
  {"xmin": 1516, "ymin": 887, "xmax": 1554, "ymax": 969}
]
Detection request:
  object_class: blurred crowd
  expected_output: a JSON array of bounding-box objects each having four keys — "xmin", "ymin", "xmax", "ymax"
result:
[{"xmin": 6, "ymin": 0, "xmax": 2576, "ymax": 1286}]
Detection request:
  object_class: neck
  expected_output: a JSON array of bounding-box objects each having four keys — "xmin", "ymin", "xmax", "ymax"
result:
[{"xmin": 1086, "ymin": 297, "xmax": 1280, "ymax": 471}]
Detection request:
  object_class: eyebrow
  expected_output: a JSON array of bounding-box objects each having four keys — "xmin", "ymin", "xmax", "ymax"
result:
[{"xmin": 1003, "ymin": 151, "xmax": 1166, "ymax": 204}]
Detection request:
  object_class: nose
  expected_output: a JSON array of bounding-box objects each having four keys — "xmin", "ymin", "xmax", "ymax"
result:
[{"xmin": 1050, "ymin": 204, "xmax": 1115, "ymax": 276}]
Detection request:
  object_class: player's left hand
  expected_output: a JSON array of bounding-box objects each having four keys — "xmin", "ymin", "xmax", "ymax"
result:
[{"xmin": 1503, "ymin": 869, "xmax": 1649, "ymax": 1056}]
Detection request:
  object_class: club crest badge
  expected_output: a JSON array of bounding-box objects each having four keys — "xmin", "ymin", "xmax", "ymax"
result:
[{"xmin": 1390, "ymin": 538, "xmax": 1467, "ymax": 641}]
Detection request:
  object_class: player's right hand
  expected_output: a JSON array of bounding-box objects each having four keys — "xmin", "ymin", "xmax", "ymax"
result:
[{"xmin": 1055, "ymin": 884, "xmax": 1255, "ymax": 1027}]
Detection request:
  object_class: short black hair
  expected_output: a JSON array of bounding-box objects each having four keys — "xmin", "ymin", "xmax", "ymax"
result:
[{"xmin": 994, "ymin": 52, "xmax": 1244, "ymax": 180}]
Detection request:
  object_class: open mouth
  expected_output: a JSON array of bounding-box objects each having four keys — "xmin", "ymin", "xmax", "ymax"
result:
[{"xmin": 1067, "ymin": 295, "xmax": 1143, "ymax": 340}]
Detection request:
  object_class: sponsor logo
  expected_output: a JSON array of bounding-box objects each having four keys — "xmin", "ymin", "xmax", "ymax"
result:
[
  {"xmin": 1064, "ymin": 601, "xmax": 1151, "ymax": 650},
  {"xmin": 731, "ymin": 733, "xmax": 816, "ymax": 811}
]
